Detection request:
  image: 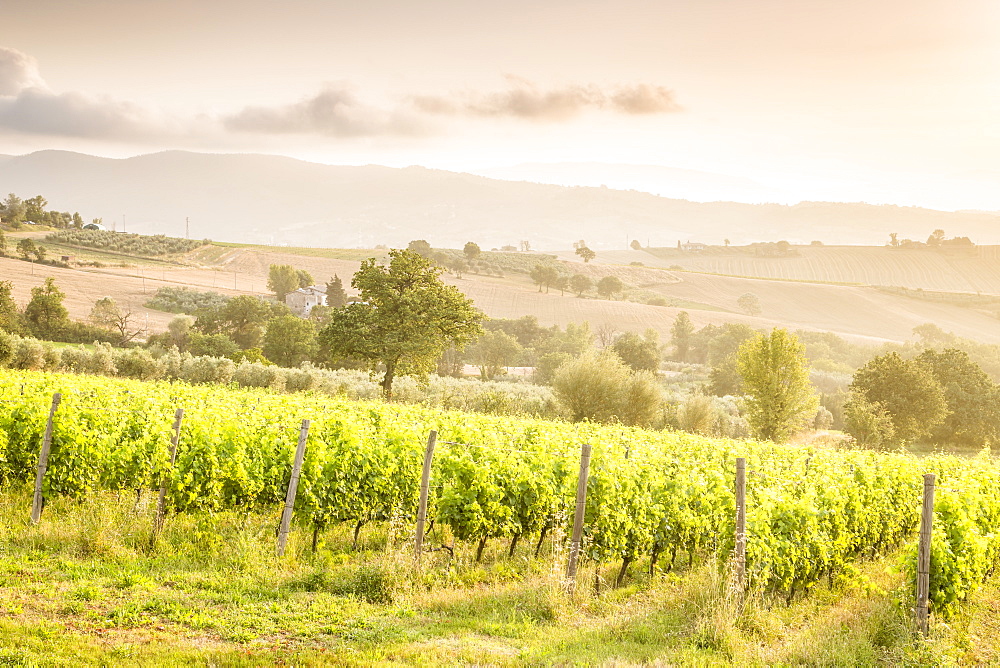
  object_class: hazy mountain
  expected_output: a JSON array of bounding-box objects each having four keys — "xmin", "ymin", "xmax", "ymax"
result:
[{"xmin": 2, "ymin": 150, "xmax": 998, "ymax": 249}]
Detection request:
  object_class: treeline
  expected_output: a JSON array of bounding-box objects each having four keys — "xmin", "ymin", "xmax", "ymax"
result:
[
  {"xmin": 0, "ymin": 193, "xmax": 85, "ymax": 230},
  {"xmin": 0, "ymin": 279, "xmax": 119, "ymax": 345}
]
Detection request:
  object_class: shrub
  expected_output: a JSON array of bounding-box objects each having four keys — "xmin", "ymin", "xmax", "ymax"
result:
[
  {"xmin": 42, "ymin": 346, "xmax": 62, "ymax": 371},
  {"xmin": 113, "ymin": 348, "xmax": 165, "ymax": 381},
  {"xmin": 232, "ymin": 362, "xmax": 286, "ymax": 391},
  {"xmin": 677, "ymin": 394, "xmax": 715, "ymax": 435},
  {"xmin": 87, "ymin": 342, "xmax": 117, "ymax": 375},
  {"xmin": 181, "ymin": 356, "xmax": 234, "ymax": 385},
  {"xmin": 552, "ymin": 351, "xmax": 663, "ymax": 427},
  {"xmin": 284, "ymin": 366, "xmax": 316, "ymax": 393},
  {"xmin": 814, "ymin": 406, "xmax": 834, "ymax": 430},
  {"xmin": 10, "ymin": 337, "xmax": 45, "ymax": 370},
  {"xmin": 0, "ymin": 331, "xmax": 12, "ymax": 367}
]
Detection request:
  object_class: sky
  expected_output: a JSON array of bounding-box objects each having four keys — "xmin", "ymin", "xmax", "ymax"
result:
[{"xmin": 2, "ymin": 0, "xmax": 1000, "ymax": 210}]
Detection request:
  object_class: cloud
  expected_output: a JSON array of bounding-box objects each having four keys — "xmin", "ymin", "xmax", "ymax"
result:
[
  {"xmin": 0, "ymin": 88, "xmax": 161, "ymax": 139},
  {"xmin": 0, "ymin": 46, "xmax": 170, "ymax": 140},
  {"xmin": 226, "ymin": 78, "xmax": 683, "ymax": 138},
  {"xmin": 609, "ymin": 84, "xmax": 682, "ymax": 114},
  {"xmin": 224, "ymin": 86, "xmax": 431, "ymax": 137},
  {"xmin": 412, "ymin": 78, "xmax": 682, "ymax": 121},
  {"xmin": 0, "ymin": 45, "xmax": 682, "ymax": 144},
  {"xmin": 0, "ymin": 47, "xmax": 46, "ymax": 96}
]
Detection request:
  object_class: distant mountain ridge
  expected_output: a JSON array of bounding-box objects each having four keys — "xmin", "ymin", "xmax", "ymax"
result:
[{"xmin": 1, "ymin": 150, "xmax": 998, "ymax": 249}]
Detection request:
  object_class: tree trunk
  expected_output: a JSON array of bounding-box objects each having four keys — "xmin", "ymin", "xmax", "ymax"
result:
[
  {"xmin": 312, "ymin": 524, "xmax": 320, "ymax": 553},
  {"xmin": 616, "ymin": 555, "xmax": 633, "ymax": 587},
  {"xmin": 508, "ymin": 533, "xmax": 521, "ymax": 558},
  {"xmin": 381, "ymin": 360, "xmax": 397, "ymax": 400},
  {"xmin": 353, "ymin": 520, "xmax": 364, "ymax": 550},
  {"xmin": 476, "ymin": 536, "xmax": 488, "ymax": 562},
  {"xmin": 669, "ymin": 545, "xmax": 677, "ymax": 572},
  {"xmin": 535, "ymin": 525, "xmax": 549, "ymax": 557}
]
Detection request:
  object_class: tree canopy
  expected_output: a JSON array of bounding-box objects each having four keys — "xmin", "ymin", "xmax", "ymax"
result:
[
  {"xmin": 611, "ymin": 330, "xmax": 660, "ymax": 372},
  {"xmin": 848, "ymin": 352, "xmax": 948, "ymax": 444},
  {"xmin": 736, "ymin": 328, "xmax": 818, "ymax": 442},
  {"xmin": 24, "ymin": 277, "xmax": 69, "ymax": 337},
  {"xmin": 319, "ymin": 249, "xmax": 484, "ymax": 397},
  {"xmin": 529, "ymin": 264, "xmax": 560, "ymax": 293},
  {"xmin": 263, "ymin": 315, "xmax": 318, "ymax": 368},
  {"xmin": 267, "ymin": 264, "xmax": 300, "ymax": 301},
  {"xmin": 596, "ymin": 275, "xmax": 624, "ymax": 298},
  {"xmin": 669, "ymin": 311, "xmax": 694, "ymax": 362},
  {"xmin": 916, "ymin": 348, "xmax": 998, "ymax": 445}
]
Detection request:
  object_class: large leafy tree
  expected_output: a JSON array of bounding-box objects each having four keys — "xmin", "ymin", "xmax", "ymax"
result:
[
  {"xmin": 0, "ymin": 280, "xmax": 22, "ymax": 333},
  {"xmin": 736, "ymin": 328, "xmax": 818, "ymax": 442},
  {"xmin": 267, "ymin": 264, "xmax": 300, "ymax": 301},
  {"xmin": 529, "ymin": 264, "xmax": 560, "ymax": 293},
  {"xmin": 463, "ymin": 241, "xmax": 481, "ymax": 261},
  {"xmin": 611, "ymin": 330, "xmax": 660, "ymax": 372},
  {"xmin": 669, "ymin": 311, "xmax": 694, "ymax": 362},
  {"xmin": 2, "ymin": 193, "xmax": 25, "ymax": 227},
  {"xmin": 849, "ymin": 351, "xmax": 948, "ymax": 444},
  {"xmin": 916, "ymin": 348, "xmax": 999, "ymax": 446},
  {"xmin": 319, "ymin": 249, "xmax": 485, "ymax": 398},
  {"xmin": 196, "ymin": 295, "xmax": 272, "ymax": 349},
  {"xmin": 468, "ymin": 330, "xmax": 522, "ymax": 380},
  {"xmin": 24, "ymin": 277, "xmax": 69, "ymax": 336},
  {"xmin": 569, "ymin": 274, "xmax": 592, "ymax": 297},
  {"xmin": 596, "ymin": 275, "xmax": 624, "ymax": 298},
  {"xmin": 16, "ymin": 238, "xmax": 35, "ymax": 260},
  {"xmin": 263, "ymin": 315, "xmax": 317, "ymax": 367}
]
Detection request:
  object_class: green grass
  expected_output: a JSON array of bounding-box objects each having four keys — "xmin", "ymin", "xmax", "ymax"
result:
[{"xmin": 0, "ymin": 486, "xmax": 991, "ymax": 665}]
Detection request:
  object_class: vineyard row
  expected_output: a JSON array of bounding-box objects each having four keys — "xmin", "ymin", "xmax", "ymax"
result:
[{"xmin": 1, "ymin": 370, "xmax": 998, "ymax": 623}]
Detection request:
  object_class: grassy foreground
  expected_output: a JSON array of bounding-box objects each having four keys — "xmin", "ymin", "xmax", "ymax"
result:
[{"xmin": 0, "ymin": 487, "xmax": 991, "ymax": 666}]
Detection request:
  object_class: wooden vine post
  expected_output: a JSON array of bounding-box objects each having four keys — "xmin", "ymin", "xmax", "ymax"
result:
[
  {"xmin": 277, "ymin": 419, "xmax": 310, "ymax": 557},
  {"xmin": 30, "ymin": 393, "xmax": 61, "ymax": 525},
  {"xmin": 414, "ymin": 430, "xmax": 437, "ymax": 566},
  {"xmin": 734, "ymin": 457, "xmax": 747, "ymax": 598},
  {"xmin": 916, "ymin": 473, "xmax": 935, "ymax": 636},
  {"xmin": 565, "ymin": 442, "xmax": 592, "ymax": 593},
  {"xmin": 151, "ymin": 408, "xmax": 184, "ymax": 545}
]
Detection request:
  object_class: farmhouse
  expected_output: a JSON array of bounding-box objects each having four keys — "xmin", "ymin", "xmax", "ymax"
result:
[
  {"xmin": 680, "ymin": 241, "xmax": 707, "ymax": 252},
  {"xmin": 285, "ymin": 285, "xmax": 327, "ymax": 316}
]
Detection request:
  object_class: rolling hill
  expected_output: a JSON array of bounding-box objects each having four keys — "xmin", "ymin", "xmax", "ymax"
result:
[
  {"xmin": 6, "ymin": 237, "xmax": 1000, "ymax": 346},
  {"xmin": 587, "ymin": 245, "xmax": 1000, "ymax": 295},
  {"xmin": 2, "ymin": 150, "xmax": 1000, "ymax": 250}
]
